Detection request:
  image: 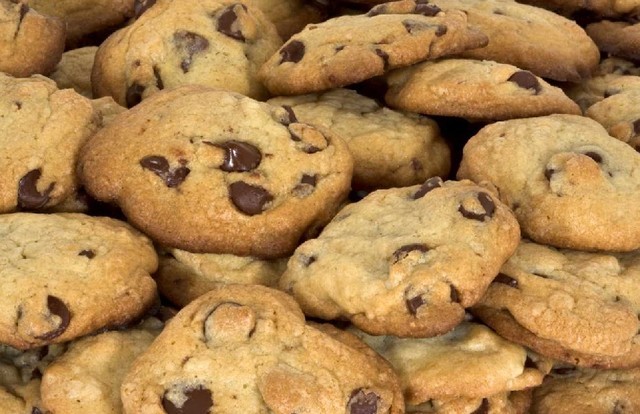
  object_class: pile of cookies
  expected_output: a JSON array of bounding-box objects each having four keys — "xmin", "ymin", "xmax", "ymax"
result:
[{"xmin": 1, "ymin": 0, "xmax": 640, "ymax": 412}]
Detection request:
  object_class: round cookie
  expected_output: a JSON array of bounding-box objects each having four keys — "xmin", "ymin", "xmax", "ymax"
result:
[
  {"xmin": 586, "ymin": 88, "xmax": 640, "ymax": 150},
  {"xmin": 587, "ymin": 20, "xmax": 640, "ymax": 62},
  {"xmin": 473, "ymin": 240, "xmax": 640, "ymax": 368},
  {"xmin": 268, "ymin": 88, "xmax": 451, "ymax": 190},
  {"xmin": 427, "ymin": 0, "xmax": 600, "ymax": 82},
  {"xmin": 0, "ymin": 0, "xmax": 65, "ymax": 77},
  {"xmin": 0, "ymin": 213, "xmax": 158, "ymax": 350},
  {"xmin": 156, "ymin": 247, "xmax": 287, "ymax": 308},
  {"xmin": 457, "ymin": 114, "xmax": 640, "ymax": 252},
  {"xmin": 408, "ymin": 390, "xmax": 532, "ymax": 414},
  {"xmin": 384, "ymin": 59, "xmax": 581, "ymax": 120},
  {"xmin": 258, "ymin": 0, "xmax": 489, "ymax": 95},
  {"xmin": 48, "ymin": 46, "xmax": 98, "ymax": 98},
  {"xmin": 92, "ymin": 0, "xmax": 282, "ymax": 106},
  {"xmin": 120, "ymin": 285, "xmax": 405, "ymax": 413},
  {"xmin": 279, "ymin": 178, "xmax": 520, "ymax": 337},
  {"xmin": 79, "ymin": 86, "xmax": 353, "ymax": 258},
  {"xmin": 0, "ymin": 73, "xmax": 100, "ymax": 214}
]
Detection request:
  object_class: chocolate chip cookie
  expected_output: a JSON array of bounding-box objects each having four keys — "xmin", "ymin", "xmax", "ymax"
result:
[
  {"xmin": 408, "ymin": 390, "xmax": 533, "ymax": 414},
  {"xmin": 587, "ymin": 20, "xmax": 640, "ymax": 62},
  {"xmin": 79, "ymin": 85, "xmax": 353, "ymax": 258},
  {"xmin": 252, "ymin": 0, "xmax": 328, "ymax": 40},
  {"xmin": 49, "ymin": 46, "xmax": 98, "ymax": 98},
  {"xmin": 563, "ymin": 71, "xmax": 640, "ymax": 112},
  {"xmin": 586, "ymin": 88, "xmax": 640, "ymax": 150}
]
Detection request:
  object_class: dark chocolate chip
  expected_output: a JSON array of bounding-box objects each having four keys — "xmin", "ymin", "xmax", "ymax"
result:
[
  {"xmin": 140, "ymin": 155, "xmax": 190, "ymax": 188},
  {"xmin": 507, "ymin": 71, "xmax": 541, "ymax": 94},
  {"xmin": 78, "ymin": 250, "xmax": 95, "ymax": 259},
  {"xmin": 392, "ymin": 243, "xmax": 429, "ymax": 263},
  {"xmin": 458, "ymin": 192, "xmax": 495, "ymax": 221},
  {"xmin": 162, "ymin": 386, "xmax": 213, "ymax": 414},
  {"xmin": 375, "ymin": 48, "xmax": 389, "ymax": 71},
  {"xmin": 471, "ymin": 398, "xmax": 489, "ymax": 414},
  {"xmin": 545, "ymin": 168, "xmax": 555, "ymax": 180},
  {"xmin": 415, "ymin": 2, "xmax": 441, "ymax": 15},
  {"xmin": 126, "ymin": 83, "xmax": 145, "ymax": 108},
  {"xmin": 584, "ymin": 151, "xmax": 603, "ymax": 163},
  {"xmin": 293, "ymin": 174, "xmax": 317, "ymax": 198},
  {"xmin": 281, "ymin": 105, "xmax": 298, "ymax": 124},
  {"xmin": 153, "ymin": 66, "xmax": 164, "ymax": 90},
  {"xmin": 450, "ymin": 284, "xmax": 461, "ymax": 303},
  {"xmin": 301, "ymin": 174, "xmax": 317, "ymax": 186},
  {"xmin": 14, "ymin": 101, "xmax": 22, "ymax": 110},
  {"xmin": 173, "ymin": 31, "xmax": 210, "ymax": 73},
  {"xmin": 412, "ymin": 176, "xmax": 443, "ymax": 199},
  {"xmin": 229, "ymin": 181, "xmax": 273, "ymax": 215},
  {"xmin": 406, "ymin": 295, "xmax": 425, "ymax": 315},
  {"xmin": 17, "ymin": 169, "xmax": 54, "ymax": 210},
  {"xmin": 217, "ymin": 4, "xmax": 247, "ymax": 41},
  {"xmin": 492, "ymin": 273, "xmax": 518, "ymax": 288},
  {"xmin": 335, "ymin": 45, "xmax": 346, "ymax": 52},
  {"xmin": 134, "ymin": 0, "xmax": 156, "ymax": 18},
  {"xmin": 36, "ymin": 296, "xmax": 71, "ymax": 341},
  {"xmin": 633, "ymin": 119, "xmax": 640, "ymax": 135},
  {"xmin": 214, "ymin": 141, "xmax": 262, "ymax": 172},
  {"xmin": 279, "ymin": 40, "xmax": 305, "ymax": 64},
  {"xmin": 300, "ymin": 254, "xmax": 316, "ymax": 267},
  {"xmin": 347, "ymin": 389, "xmax": 379, "ymax": 414}
]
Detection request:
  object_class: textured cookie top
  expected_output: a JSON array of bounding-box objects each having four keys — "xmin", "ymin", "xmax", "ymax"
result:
[
  {"xmin": 384, "ymin": 59, "xmax": 581, "ymax": 120},
  {"xmin": 587, "ymin": 21, "xmax": 640, "ymax": 62},
  {"xmin": 0, "ymin": 213, "xmax": 158, "ymax": 349},
  {"xmin": 258, "ymin": 0, "xmax": 488, "ymax": 95},
  {"xmin": 0, "ymin": 73, "xmax": 99, "ymax": 214},
  {"xmin": 268, "ymin": 88, "xmax": 451, "ymax": 189},
  {"xmin": 92, "ymin": 0, "xmax": 282, "ymax": 105},
  {"xmin": 79, "ymin": 85, "xmax": 353, "ymax": 258},
  {"xmin": 458, "ymin": 114, "xmax": 640, "ymax": 252},
  {"xmin": 428, "ymin": 0, "xmax": 599, "ymax": 82},
  {"xmin": 586, "ymin": 88, "xmax": 640, "ymax": 147},
  {"xmin": 48, "ymin": 46, "xmax": 98, "ymax": 98},
  {"xmin": 564, "ymin": 72, "xmax": 640, "ymax": 112},
  {"xmin": 280, "ymin": 178, "xmax": 520, "ymax": 337},
  {"xmin": 121, "ymin": 285, "xmax": 404, "ymax": 414},
  {"xmin": 408, "ymin": 390, "xmax": 532, "ymax": 414}
]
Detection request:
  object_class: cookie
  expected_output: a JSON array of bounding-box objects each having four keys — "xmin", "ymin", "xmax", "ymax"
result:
[
  {"xmin": 517, "ymin": 0, "xmax": 640, "ymax": 20},
  {"xmin": 408, "ymin": 390, "xmax": 532, "ymax": 414},
  {"xmin": 563, "ymin": 72, "xmax": 640, "ymax": 112},
  {"xmin": 0, "ymin": 213, "xmax": 158, "ymax": 349},
  {"xmin": 585, "ymin": 88, "xmax": 640, "ymax": 150},
  {"xmin": 90, "ymin": 95, "xmax": 127, "ymax": 127},
  {"xmin": 121, "ymin": 284, "xmax": 404, "ymax": 413},
  {"xmin": 251, "ymin": 0, "xmax": 328, "ymax": 40},
  {"xmin": 0, "ymin": 73, "xmax": 100, "ymax": 213},
  {"xmin": 428, "ymin": 0, "xmax": 600, "ymax": 82},
  {"xmin": 156, "ymin": 247, "xmax": 287, "ymax": 307},
  {"xmin": 587, "ymin": 20, "xmax": 640, "ymax": 62},
  {"xmin": 92, "ymin": 0, "xmax": 282, "ymax": 106},
  {"xmin": 79, "ymin": 85, "xmax": 353, "ymax": 258},
  {"xmin": 0, "ymin": 0, "xmax": 65, "ymax": 77},
  {"xmin": 279, "ymin": 178, "xmax": 520, "ymax": 337},
  {"xmin": 258, "ymin": 0, "xmax": 489, "ymax": 95},
  {"xmin": 268, "ymin": 88, "xmax": 451, "ymax": 190},
  {"xmin": 48, "ymin": 46, "xmax": 98, "ymax": 98},
  {"xmin": 473, "ymin": 240, "xmax": 640, "ymax": 368},
  {"xmin": 457, "ymin": 114, "xmax": 640, "ymax": 252},
  {"xmin": 384, "ymin": 59, "xmax": 581, "ymax": 121}
]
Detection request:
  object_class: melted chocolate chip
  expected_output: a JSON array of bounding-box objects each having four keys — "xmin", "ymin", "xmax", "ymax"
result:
[
  {"xmin": 36, "ymin": 296, "xmax": 71, "ymax": 340},
  {"xmin": 412, "ymin": 176, "xmax": 443, "ymax": 199},
  {"xmin": 214, "ymin": 141, "xmax": 262, "ymax": 172},
  {"xmin": 162, "ymin": 386, "xmax": 213, "ymax": 414},
  {"xmin": 375, "ymin": 48, "xmax": 389, "ymax": 71},
  {"xmin": 392, "ymin": 244, "xmax": 429, "ymax": 263},
  {"xmin": 492, "ymin": 273, "xmax": 518, "ymax": 288},
  {"xmin": 458, "ymin": 192, "xmax": 495, "ymax": 221},
  {"xmin": 347, "ymin": 389, "xmax": 379, "ymax": 414},
  {"xmin": 281, "ymin": 105, "xmax": 298, "ymax": 124},
  {"xmin": 173, "ymin": 31, "xmax": 210, "ymax": 73},
  {"xmin": 140, "ymin": 155, "xmax": 190, "ymax": 188},
  {"xmin": 153, "ymin": 66, "xmax": 164, "ymax": 90},
  {"xmin": 17, "ymin": 169, "xmax": 54, "ymax": 210},
  {"xmin": 229, "ymin": 181, "xmax": 273, "ymax": 215},
  {"xmin": 545, "ymin": 168, "xmax": 555, "ymax": 180},
  {"xmin": 217, "ymin": 4, "xmax": 246, "ymax": 41},
  {"xmin": 633, "ymin": 119, "xmax": 640, "ymax": 135},
  {"xmin": 471, "ymin": 398, "xmax": 489, "ymax": 414},
  {"xmin": 584, "ymin": 151, "xmax": 603, "ymax": 163},
  {"xmin": 126, "ymin": 83, "xmax": 145, "ymax": 108},
  {"xmin": 78, "ymin": 250, "xmax": 95, "ymax": 259},
  {"xmin": 406, "ymin": 295, "xmax": 425, "ymax": 315},
  {"xmin": 134, "ymin": 0, "xmax": 156, "ymax": 18},
  {"xmin": 280, "ymin": 40, "xmax": 305, "ymax": 64},
  {"xmin": 450, "ymin": 284, "xmax": 461, "ymax": 303},
  {"xmin": 415, "ymin": 2, "xmax": 441, "ymax": 15},
  {"xmin": 507, "ymin": 71, "xmax": 541, "ymax": 94}
]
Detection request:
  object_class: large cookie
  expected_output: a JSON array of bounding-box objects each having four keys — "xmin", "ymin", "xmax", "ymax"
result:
[
  {"xmin": 0, "ymin": 0, "xmax": 65, "ymax": 77},
  {"xmin": 268, "ymin": 88, "xmax": 451, "ymax": 190},
  {"xmin": 258, "ymin": 0, "xmax": 489, "ymax": 95},
  {"xmin": 384, "ymin": 59, "xmax": 581, "ymax": 120},
  {"xmin": 279, "ymin": 178, "xmax": 520, "ymax": 337},
  {"xmin": 0, "ymin": 73, "xmax": 100, "ymax": 213},
  {"xmin": 79, "ymin": 86, "xmax": 353, "ymax": 258},
  {"xmin": 457, "ymin": 114, "xmax": 640, "ymax": 252},
  {"xmin": 587, "ymin": 21, "xmax": 640, "ymax": 62},
  {"xmin": 0, "ymin": 213, "xmax": 158, "ymax": 349},
  {"xmin": 92, "ymin": 0, "xmax": 282, "ymax": 106},
  {"xmin": 121, "ymin": 285, "xmax": 404, "ymax": 413},
  {"xmin": 48, "ymin": 46, "xmax": 98, "ymax": 98}
]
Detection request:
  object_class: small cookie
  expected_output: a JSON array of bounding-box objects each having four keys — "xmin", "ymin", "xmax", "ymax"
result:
[
  {"xmin": 279, "ymin": 178, "xmax": 520, "ymax": 337},
  {"xmin": 258, "ymin": 0, "xmax": 489, "ymax": 95},
  {"xmin": 79, "ymin": 86, "xmax": 353, "ymax": 258},
  {"xmin": 268, "ymin": 88, "xmax": 451, "ymax": 190},
  {"xmin": 0, "ymin": 0, "xmax": 65, "ymax": 77},
  {"xmin": 473, "ymin": 240, "xmax": 640, "ymax": 368},
  {"xmin": 563, "ymin": 72, "xmax": 640, "ymax": 112},
  {"xmin": 586, "ymin": 88, "xmax": 640, "ymax": 150},
  {"xmin": 156, "ymin": 247, "xmax": 287, "ymax": 307},
  {"xmin": 0, "ymin": 213, "xmax": 158, "ymax": 349},
  {"xmin": 428, "ymin": 0, "xmax": 600, "ymax": 82},
  {"xmin": 48, "ymin": 46, "xmax": 98, "ymax": 98},
  {"xmin": 384, "ymin": 59, "xmax": 581, "ymax": 120},
  {"xmin": 121, "ymin": 285, "xmax": 404, "ymax": 413},
  {"xmin": 457, "ymin": 114, "xmax": 640, "ymax": 252},
  {"xmin": 587, "ymin": 20, "xmax": 640, "ymax": 62},
  {"xmin": 0, "ymin": 73, "xmax": 100, "ymax": 213},
  {"xmin": 92, "ymin": 0, "xmax": 282, "ymax": 106},
  {"xmin": 251, "ymin": 0, "xmax": 328, "ymax": 40},
  {"xmin": 408, "ymin": 390, "xmax": 532, "ymax": 414}
]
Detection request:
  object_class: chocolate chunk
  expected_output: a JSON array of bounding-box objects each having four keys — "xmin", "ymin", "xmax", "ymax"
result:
[
  {"xmin": 392, "ymin": 243, "xmax": 429, "ymax": 263},
  {"xmin": 347, "ymin": 389, "xmax": 379, "ymax": 414},
  {"xmin": 507, "ymin": 71, "xmax": 542, "ymax": 94},
  {"xmin": 17, "ymin": 169, "xmax": 54, "ymax": 210},
  {"xmin": 450, "ymin": 284, "xmax": 461, "ymax": 303},
  {"xmin": 281, "ymin": 105, "xmax": 298, "ymax": 124},
  {"xmin": 375, "ymin": 48, "xmax": 389, "ymax": 71},
  {"xmin": 492, "ymin": 273, "xmax": 518, "ymax": 288},
  {"xmin": 301, "ymin": 174, "xmax": 317, "ymax": 186},
  {"xmin": 78, "ymin": 250, "xmax": 95, "ymax": 259},
  {"xmin": 458, "ymin": 192, "xmax": 495, "ymax": 221},
  {"xmin": 415, "ymin": 2, "xmax": 441, "ymax": 15},
  {"xmin": 214, "ymin": 141, "xmax": 262, "ymax": 172},
  {"xmin": 280, "ymin": 40, "xmax": 305, "ymax": 64},
  {"xmin": 126, "ymin": 83, "xmax": 145, "ymax": 108},
  {"xmin": 140, "ymin": 155, "xmax": 190, "ymax": 188},
  {"xmin": 153, "ymin": 66, "xmax": 164, "ymax": 90},
  {"xmin": 545, "ymin": 168, "xmax": 555, "ymax": 180},
  {"xmin": 217, "ymin": 4, "xmax": 247, "ymax": 41},
  {"xmin": 300, "ymin": 254, "xmax": 316, "ymax": 266},
  {"xmin": 173, "ymin": 31, "xmax": 209, "ymax": 73},
  {"xmin": 134, "ymin": 0, "xmax": 156, "ymax": 18},
  {"xmin": 229, "ymin": 182, "xmax": 273, "ymax": 215},
  {"xmin": 293, "ymin": 174, "xmax": 317, "ymax": 198},
  {"xmin": 162, "ymin": 386, "xmax": 213, "ymax": 414},
  {"xmin": 584, "ymin": 151, "xmax": 603, "ymax": 163},
  {"xmin": 471, "ymin": 398, "xmax": 489, "ymax": 414},
  {"xmin": 36, "ymin": 296, "xmax": 71, "ymax": 341},
  {"xmin": 412, "ymin": 176, "xmax": 443, "ymax": 199},
  {"xmin": 406, "ymin": 294, "xmax": 425, "ymax": 314},
  {"xmin": 633, "ymin": 119, "xmax": 640, "ymax": 135}
]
